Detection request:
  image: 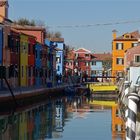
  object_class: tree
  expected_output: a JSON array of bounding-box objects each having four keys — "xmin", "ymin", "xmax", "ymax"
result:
[
  {"xmin": 13, "ymin": 18, "xmax": 36, "ymax": 26},
  {"xmin": 46, "ymin": 31, "xmax": 62, "ymax": 38}
]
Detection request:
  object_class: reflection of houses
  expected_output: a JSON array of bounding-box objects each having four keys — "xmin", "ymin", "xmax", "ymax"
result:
[
  {"xmin": 55, "ymin": 100, "xmax": 64, "ymax": 132},
  {"xmin": 112, "ymin": 104, "xmax": 125, "ymax": 140},
  {"xmin": 19, "ymin": 112, "xmax": 27, "ymax": 140},
  {"xmin": 112, "ymin": 30, "xmax": 140, "ymax": 81}
]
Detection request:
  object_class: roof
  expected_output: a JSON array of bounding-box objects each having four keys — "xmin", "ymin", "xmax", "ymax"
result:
[
  {"xmin": 75, "ymin": 48, "xmax": 91, "ymax": 53},
  {"xmin": 92, "ymin": 53, "xmax": 112, "ymax": 61},
  {"xmin": 47, "ymin": 37, "xmax": 64, "ymax": 42},
  {"xmin": 126, "ymin": 45, "xmax": 140, "ymax": 53},
  {"xmin": 0, "ymin": 1, "xmax": 8, "ymax": 7},
  {"xmin": 114, "ymin": 30, "xmax": 140, "ymax": 41},
  {"xmin": 11, "ymin": 24, "xmax": 46, "ymax": 31}
]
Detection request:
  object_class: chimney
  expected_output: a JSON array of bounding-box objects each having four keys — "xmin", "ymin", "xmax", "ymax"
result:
[
  {"xmin": 0, "ymin": 0, "xmax": 9, "ymax": 19},
  {"xmin": 112, "ymin": 29, "xmax": 117, "ymax": 40}
]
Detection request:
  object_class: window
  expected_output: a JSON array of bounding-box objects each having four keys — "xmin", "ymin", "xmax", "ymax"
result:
[
  {"xmin": 35, "ymin": 50, "xmax": 37, "ymax": 58},
  {"xmin": 28, "ymin": 44, "xmax": 31, "ymax": 55},
  {"xmin": 135, "ymin": 55, "xmax": 140, "ymax": 62},
  {"xmin": 22, "ymin": 66, "xmax": 24, "ymax": 78},
  {"xmin": 28, "ymin": 67, "xmax": 31, "ymax": 77},
  {"xmin": 85, "ymin": 54, "xmax": 89, "ymax": 57},
  {"xmin": 75, "ymin": 53, "xmax": 79, "ymax": 58},
  {"xmin": 85, "ymin": 62, "xmax": 89, "ymax": 66},
  {"xmin": 116, "ymin": 58, "xmax": 124, "ymax": 65},
  {"xmin": 91, "ymin": 61, "xmax": 96, "ymax": 65},
  {"xmin": 75, "ymin": 62, "xmax": 78, "ymax": 66},
  {"xmin": 91, "ymin": 70, "xmax": 96, "ymax": 75},
  {"xmin": 56, "ymin": 57, "xmax": 61, "ymax": 63},
  {"xmin": 57, "ymin": 66, "xmax": 60, "ymax": 71},
  {"xmin": 40, "ymin": 51, "xmax": 42, "ymax": 59},
  {"xmin": 116, "ymin": 43, "xmax": 123, "ymax": 50},
  {"xmin": 132, "ymin": 43, "xmax": 138, "ymax": 47}
]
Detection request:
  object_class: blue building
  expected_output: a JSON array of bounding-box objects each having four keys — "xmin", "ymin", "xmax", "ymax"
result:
[
  {"xmin": 55, "ymin": 41, "xmax": 64, "ymax": 76},
  {"xmin": 0, "ymin": 25, "xmax": 3, "ymax": 65},
  {"xmin": 90, "ymin": 53, "xmax": 112, "ymax": 82},
  {"xmin": 35, "ymin": 43, "xmax": 42, "ymax": 86}
]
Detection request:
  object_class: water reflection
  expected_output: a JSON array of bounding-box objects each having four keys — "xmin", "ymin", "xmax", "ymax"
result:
[{"xmin": 0, "ymin": 95, "xmax": 126, "ymax": 140}]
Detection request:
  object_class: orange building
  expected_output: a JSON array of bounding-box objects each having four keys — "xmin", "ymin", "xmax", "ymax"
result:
[{"xmin": 112, "ymin": 30, "xmax": 140, "ymax": 81}]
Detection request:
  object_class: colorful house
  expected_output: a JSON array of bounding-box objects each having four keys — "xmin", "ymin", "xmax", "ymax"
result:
[
  {"xmin": 28, "ymin": 35, "xmax": 36, "ymax": 86},
  {"xmin": 124, "ymin": 45, "xmax": 140, "ymax": 86},
  {"xmin": 74, "ymin": 48, "xmax": 92, "ymax": 77},
  {"xmin": 42, "ymin": 44, "xmax": 48, "ymax": 86},
  {"xmin": 65, "ymin": 49, "xmax": 75, "ymax": 76},
  {"xmin": 112, "ymin": 30, "xmax": 140, "ymax": 80},
  {"xmin": 91, "ymin": 53, "xmax": 112, "ymax": 81},
  {"xmin": 35, "ymin": 43, "xmax": 42, "ymax": 86},
  {"xmin": 45, "ymin": 39, "xmax": 56, "ymax": 87},
  {"xmin": 9, "ymin": 28, "xmax": 20, "ymax": 87},
  {"xmin": 124, "ymin": 45, "xmax": 140, "ymax": 69},
  {"xmin": 20, "ymin": 33, "xmax": 28, "ymax": 87}
]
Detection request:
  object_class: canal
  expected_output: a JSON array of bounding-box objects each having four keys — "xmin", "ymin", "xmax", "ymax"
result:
[{"xmin": 0, "ymin": 94, "xmax": 125, "ymax": 140}]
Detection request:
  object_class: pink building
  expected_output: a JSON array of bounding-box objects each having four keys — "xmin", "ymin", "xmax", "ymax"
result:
[
  {"xmin": 65, "ymin": 49, "xmax": 75, "ymax": 76},
  {"xmin": 124, "ymin": 45, "xmax": 140, "ymax": 70},
  {"xmin": 12, "ymin": 25, "xmax": 46, "ymax": 44}
]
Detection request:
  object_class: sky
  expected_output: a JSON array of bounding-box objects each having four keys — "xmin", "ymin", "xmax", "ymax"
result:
[{"xmin": 8, "ymin": 0, "xmax": 140, "ymax": 53}]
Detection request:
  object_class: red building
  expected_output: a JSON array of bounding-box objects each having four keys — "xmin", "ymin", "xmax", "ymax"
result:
[
  {"xmin": 74, "ymin": 48, "xmax": 92, "ymax": 77},
  {"xmin": 28, "ymin": 35, "xmax": 36, "ymax": 86}
]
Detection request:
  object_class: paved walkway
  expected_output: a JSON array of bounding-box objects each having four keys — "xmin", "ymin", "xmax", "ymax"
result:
[{"xmin": 0, "ymin": 84, "xmax": 68, "ymax": 97}]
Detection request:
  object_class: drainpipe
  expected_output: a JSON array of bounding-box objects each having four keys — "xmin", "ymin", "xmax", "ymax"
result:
[{"xmin": 126, "ymin": 92, "xmax": 140, "ymax": 140}]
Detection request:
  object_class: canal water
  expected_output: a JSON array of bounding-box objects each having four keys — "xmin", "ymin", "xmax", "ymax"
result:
[{"xmin": 0, "ymin": 95, "xmax": 125, "ymax": 140}]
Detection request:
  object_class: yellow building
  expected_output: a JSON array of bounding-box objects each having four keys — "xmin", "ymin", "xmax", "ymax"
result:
[
  {"xmin": 20, "ymin": 34, "xmax": 28, "ymax": 87},
  {"xmin": 112, "ymin": 30, "xmax": 140, "ymax": 81}
]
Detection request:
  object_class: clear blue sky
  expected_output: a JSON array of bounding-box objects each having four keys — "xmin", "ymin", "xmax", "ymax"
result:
[{"xmin": 9, "ymin": 0, "xmax": 140, "ymax": 53}]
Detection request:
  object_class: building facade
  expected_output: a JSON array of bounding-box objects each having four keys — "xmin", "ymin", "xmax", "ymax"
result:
[
  {"xmin": 74, "ymin": 48, "xmax": 92, "ymax": 77},
  {"xmin": 20, "ymin": 33, "xmax": 28, "ymax": 87},
  {"xmin": 28, "ymin": 35, "xmax": 36, "ymax": 86},
  {"xmin": 9, "ymin": 29, "xmax": 20, "ymax": 87},
  {"xmin": 112, "ymin": 30, "xmax": 140, "ymax": 80},
  {"xmin": 35, "ymin": 43, "xmax": 42, "ymax": 87}
]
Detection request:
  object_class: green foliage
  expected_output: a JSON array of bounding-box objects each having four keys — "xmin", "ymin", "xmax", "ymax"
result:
[{"xmin": 46, "ymin": 31, "xmax": 62, "ymax": 38}]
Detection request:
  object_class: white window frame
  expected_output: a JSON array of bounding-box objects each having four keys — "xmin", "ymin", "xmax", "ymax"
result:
[
  {"xmin": 116, "ymin": 42, "xmax": 123, "ymax": 50},
  {"xmin": 116, "ymin": 58, "xmax": 124, "ymax": 65}
]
